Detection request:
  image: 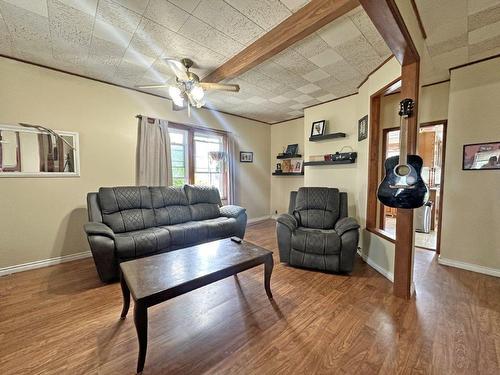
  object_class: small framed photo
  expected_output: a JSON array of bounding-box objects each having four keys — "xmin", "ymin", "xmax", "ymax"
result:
[
  {"xmin": 310, "ymin": 120, "xmax": 326, "ymax": 138},
  {"xmin": 240, "ymin": 151, "xmax": 253, "ymax": 163},
  {"xmin": 292, "ymin": 159, "xmax": 303, "ymax": 173},
  {"xmin": 285, "ymin": 144, "xmax": 299, "ymax": 156},
  {"xmin": 358, "ymin": 115, "xmax": 368, "ymax": 141},
  {"xmin": 462, "ymin": 141, "xmax": 500, "ymax": 170}
]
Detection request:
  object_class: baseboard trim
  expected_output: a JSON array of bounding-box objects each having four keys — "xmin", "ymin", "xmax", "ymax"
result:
[
  {"xmin": 357, "ymin": 250, "xmax": 394, "ymax": 282},
  {"xmin": 247, "ymin": 215, "xmax": 272, "ymax": 225},
  {"xmin": 0, "ymin": 251, "xmax": 92, "ymax": 277},
  {"xmin": 438, "ymin": 256, "xmax": 500, "ymax": 278}
]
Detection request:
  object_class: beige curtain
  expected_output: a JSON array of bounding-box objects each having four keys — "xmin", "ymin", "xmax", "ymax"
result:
[
  {"xmin": 227, "ymin": 134, "xmax": 237, "ymax": 205},
  {"xmin": 137, "ymin": 117, "xmax": 172, "ymax": 186}
]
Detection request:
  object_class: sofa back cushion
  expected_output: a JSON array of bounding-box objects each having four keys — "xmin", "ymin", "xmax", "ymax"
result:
[
  {"xmin": 294, "ymin": 187, "xmax": 340, "ymax": 230},
  {"xmin": 184, "ymin": 185, "xmax": 221, "ymax": 221},
  {"xmin": 98, "ymin": 186, "xmax": 155, "ymax": 233},
  {"xmin": 150, "ymin": 186, "xmax": 191, "ymax": 225}
]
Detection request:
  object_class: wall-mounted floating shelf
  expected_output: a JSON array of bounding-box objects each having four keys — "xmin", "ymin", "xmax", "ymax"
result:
[
  {"xmin": 303, "ymin": 159, "xmax": 355, "ymax": 166},
  {"xmin": 272, "ymin": 172, "xmax": 304, "ymax": 176},
  {"xmin": 309, "ymin": 133, "xmax": 346, "ymax": 142},
  {"xmin": 276, "ymin": 154, "xmax": 302, "ymax": 159}
]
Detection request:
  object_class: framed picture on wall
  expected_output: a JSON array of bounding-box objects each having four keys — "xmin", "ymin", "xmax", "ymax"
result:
[
  {"xmin": 358, "ymin": 115, "xmax": 368, "ymax": 141},
  {"xmin": 310, "ymin": 120, "xmax": 326, "ymax": 138},
  {"xmin": 240, "ymin": 151, "xmax": 253, "ymax": 163},
  {"xmin": 462, "ymin": 141, "xmax": 500, "ymax": 170}
]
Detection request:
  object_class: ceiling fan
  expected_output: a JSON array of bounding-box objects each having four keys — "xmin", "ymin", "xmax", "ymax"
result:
[{"xmin": 136, "ymin": 58, "xmax": 240, "ymax": 115}]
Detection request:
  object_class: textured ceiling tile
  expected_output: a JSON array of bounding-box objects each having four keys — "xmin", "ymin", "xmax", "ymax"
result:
[
  {"xmin": 417, "ymin": 0, "xmax": 467, "ymax": 42},
  {"xmin": 193, "ymin": 0, "xmax": 264, "ymax": 45},
  {"xmin": 168, "ymin": 0, "xmax": 201, "ymax": 13},
  {"xmin": 96, "ymin": 0, "xmax": 141, "ymax": 34},
  {"xmin": 0, "ymin": 13, "xmax": 12, "ymax": 55},
  {"xmin": 279, "ymin": 0, "xmax": 309, "ymax": 12},
  {"xmin": 225, "ymin": 0, "xmax": 291, "ymax": 30},
  {"xmin": 144, "ymin": 0, "xmax": 190, "ymax": 32},
  {"xmin": 308, "ymin": 47, "xmax": 342, "ymax": 68},
  {"xmin": 0, "ymin": 1, "xmax": 50, "ymax": 46},
  {"xmin": 52, "ymin": 38, "xmax": 89, "ymax": 64},
  {"xmin": 289, "ymin": 102, "xmax": 304, "ymax": 110},
  {"xmin": 295, "ymin": 94, "xmax": 314, "ymax": 103},
  {"xmin": 56, "ymin": 0, "xmax": 97, "ymax": 16},
  {"xmin": 139, "ymin": 67, "xmax": 174, "ymax": 85},
  {"xmin": 89, "ymin": 36, "xmax": 126, "ymax": 66},
  {"xmin": 297, "ymin": 83, "xmax": 320, "ymax": 94},
  {"xmin": 469, "ymin": 33, "xmax": 500, "ymax": 56},
  {"xmin": 318, "ymin": 17, "xmax": 361, "ymax": 47},
  {"xmin": 316, "ymin": 93, "xmax": 337, "ymax": 102},
  {"xmin": 430, "ymin": 46, "xmax": 468, "ymax": 71},
  {"xmin": 269, "ymin": 95, "xmax": 291, "ymax": 104},
  {"xmin": 322, "ymin": 59, "xmax": 360, "ymax": 82},
  {"xmin": 273, "ymin": 48, "xmax": 319, "ymax": 75},
  {"xmin": 334, "ymin": 35, "xmax": 383, "ymax": 75},
  {"xmin": 128, "ymin": 19, "xmax": 173, "ymax": 58},
  {"xmin": 238, "ymin": 69, "xmax": 288, "ymax": 92},
  {"xmin": 1, "ymin": 0, "xmax": 47, "ymax": 17},
  {"xmin": 93, "ymin": 19, "xmax": 133, "ymax": 48},
  {"xmin": 469, "ymin": 20, "xmax": 500, "ymax": 44},
  {"xmin": 468, "ymin": 3, "xmax": 500, "ymax": 31},
  {"xmin": 427, "ymin": 34, "xmax": 468, "ymax": 56},
  {"xmin": 113, "ymin": 0, "xmax": 149, "ymax": 14},
  {"xmin": 122, "ymin": 47, "xmax": 156, "ymax": 68},
  {"xmin": 467, "ymin": 0, "xmax": 500, "ymax": 13},
  {"xmin": 255, "ymin": 60, "xmax": 308, "ymax": 87},
  {"xmin": 48, "ymin": 0, "xmax": 93, "ymax": 47},
  {"xmin": 247, "ymin": 96, "xmax": 268, "ymax": 104},
  {"xmin": 178, "ymin": 16, "xmax": 244, "ymax": 58},
  {"xmin": 292, "ymin": 33, "xmax": 329, "ymax": 58},
  {"xmin": 302, "ymin": 68, "xmax": 329, "ymax": 82},
  {"xmin": 349, "ymin": 9, "xmax": 391, "ymax": 57}
]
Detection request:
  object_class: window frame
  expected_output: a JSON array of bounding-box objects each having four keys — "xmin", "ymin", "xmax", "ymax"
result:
[{"xmin": 168, "ymin": 122, "xmax": 229, "ymax": 201}]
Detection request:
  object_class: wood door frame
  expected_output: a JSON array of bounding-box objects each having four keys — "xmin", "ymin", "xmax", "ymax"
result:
[{"xmin": 379, "ymin": 126, "xmax": 400, "ymax": 230}]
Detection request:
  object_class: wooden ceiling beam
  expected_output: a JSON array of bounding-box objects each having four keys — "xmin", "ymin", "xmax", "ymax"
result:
[{"xmin": 202, "ymin": 0, "xmax": 360, "ymax": 83}]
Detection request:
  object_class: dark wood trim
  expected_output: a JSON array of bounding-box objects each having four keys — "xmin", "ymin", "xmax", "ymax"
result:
[
  {"xmin": 303, "ymin": 92, "xmax": 358, "ymax": 110},
  {"xmin": 366, "ymin": 227, "xmax": 395, "ymax": 244},
  {"xmin": 270, "ymin": 116, "xmax": 304, "ymax": 125},
  {"xmin": 421, "ymin": 79, "xmax": 450, "ymax": 88},
  {"xmin": 360, "ymin": 0, "xmax": 419, "ymax": 65},
  {"xmin": 366, "ymin": 95, "xmax": 381, "ymax": 230},
  {"xmin": 0, "ymin": 54, "xmax": 271, "ymax": 126},
  {"xmin": 410, "ymin": 0, "xmax": 427, "ymax": 39},
  {"xmin": 356, "ymin": 55, "xmax": 395, "ymax": 89},
  {"xmin": 449, "ymin": 53, "xmax": 500, "ymax": 72},
  {"xmin": 203, "ymin": 0, "xmax": 359, "ymax": 83}
]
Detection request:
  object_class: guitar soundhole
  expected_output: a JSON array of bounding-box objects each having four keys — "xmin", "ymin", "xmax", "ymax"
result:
[{"xmin": 395, "ymin": 164, "xmax": 411, "ymax": 177}]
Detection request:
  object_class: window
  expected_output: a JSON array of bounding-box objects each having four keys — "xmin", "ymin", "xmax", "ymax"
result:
[{"xmin": 168, "ymin": 124, "xmax": 228, "ymax": 200}]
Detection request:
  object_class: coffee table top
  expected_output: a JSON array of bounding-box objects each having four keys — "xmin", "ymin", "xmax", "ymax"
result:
[{"xmin": 120, "ymin": 239, "xmax": 272, "ymax": 301}]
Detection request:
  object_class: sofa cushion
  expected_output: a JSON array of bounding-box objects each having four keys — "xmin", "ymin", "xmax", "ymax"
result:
[
  {"xmin": 202, "ymin": 217, "xmax": 239, "ymax": 239},
  {"xmin": 294, "ymin": 187, "xmax": 340, "ymax": 229},
  {"xmin": 184, "ymin": 185, "xmax": 222, "ymax": 205},
  {"xmin": 114, "ymin": 227, "xmax": 171, "ymax": 258},
  {"xmin": 190, "ymin": 203, "xmax": 221, "ymax": 221},
  {"xmin": 150, "ymin": 186, "xmax": 191, "ymax": 225},
  {"xmin": 161, "ymin": 221, "xmax": 209, "ymax": 246},
  {"xmin": 99, "ymin": 187, "xmax": 155, "ymax": 233}
]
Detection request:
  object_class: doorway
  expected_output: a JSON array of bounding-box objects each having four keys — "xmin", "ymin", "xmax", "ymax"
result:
[{"xmin": 380, "ymin": 121, "xmax": 447, "ymax": 252}]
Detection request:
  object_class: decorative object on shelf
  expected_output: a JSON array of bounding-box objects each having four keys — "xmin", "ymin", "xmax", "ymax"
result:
[
  {"xmin": 305, "ymin": 146, "xmax": 357, "ymax": 166},
  {"xmin": 309, "ymin": 155, "xmax": 324, "ymax": 162},
  {"xmin": 462, "ymin": 141, "xmax": 500, "ymax": 170},
  {"xmin": 240, "ymin": 151, "xmax": 253, "ymax": 163},
  {"xmin": 274, "ymin": 163, "xmax": 282, "ymax": 174},
  {"xmin": 284, "ymin": 143, "xmax": 299, "ymax": 157},
  {"xmin": 292, "ymin": 159, "xmax": 303, "ymax": 173},
  {"xmin": 358, "ymin": 115, "xmax": 368, "ymax": 141},
  {"xmin": 308, "ymin": 132, "xmax": 346, "ymax": 141},
  {"xmin": 310, "ymin": 120, "xmax": 326, "ymax": 138},
  {"xmin": 282, "ymin": 159, "xmax": 292, "ymax": 173}
]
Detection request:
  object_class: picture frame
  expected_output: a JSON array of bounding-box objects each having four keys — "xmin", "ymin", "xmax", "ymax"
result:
[
  {"xmin": 240, "ymin": 151, "xmax": 253, "ymax": 163},
  {"xmin": 281, "ymin": 159, "xmax": 292, "ymax": 173},
  {"xmin": 358, "ymin": 115, "xmax": 368, "ymax": 141},
  {"xmin": 292, "ymin": 159, "xmax": 303, "ymax": 174},
  {"xmin": 285, "ymin": 144, "xmax": 298, "ymax": 156},
  {"xmin": 462, "ymin": 141, "xmax": 500, "ymax": 170},
  {"xmin": 310, "ymin": 120, "xmax": 326, "ymax": 138}
]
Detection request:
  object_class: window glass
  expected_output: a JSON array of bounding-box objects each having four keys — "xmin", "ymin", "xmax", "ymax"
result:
[{"xmin": 169, "ymin": 128, "xmax": 189, "ymax": 187}]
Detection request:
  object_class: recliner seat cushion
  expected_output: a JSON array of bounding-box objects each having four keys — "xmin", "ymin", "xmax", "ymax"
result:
[
  {"xmin": 202, "ymin": 217, "xmax": 239, "ymax": 239},
  {"xmin": 99, "ymin": 187, "xmax": 155, "ymax": 233},
  {"xmin": 115, "ymin": 227, "xmax": 171, "ymax": 258},
  {"xmin": 290, "ymin": 227, "xmax": 341, "ymax": 271},
  {"xmin": 294, "ymin": 187, "xmax": 340, "ymax": 229},
  {"xmin": 150, "ymin": 186, "xmax": 191, "ymax": 225}
]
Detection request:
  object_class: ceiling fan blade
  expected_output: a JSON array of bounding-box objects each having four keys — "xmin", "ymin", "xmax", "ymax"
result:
[
  {"xmin": 135, "ymin": 84, "xmax": 169, "ymax": 89},
  {"xmin": 200, "ymin": 82, "xmax": 240, "ymax": 92},
  {"xmin": 163, "ymin": 58, "xmax": 189, "ymax": 81}
]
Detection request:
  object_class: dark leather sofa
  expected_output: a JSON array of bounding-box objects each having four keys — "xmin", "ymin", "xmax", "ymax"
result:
[
  {"xmin": 84, "ymin": 185, "xmax": 247, "ymax": 282},
  {"xmin": 276, "ymin": 187, "xmax": 360, "ymax": 273}
]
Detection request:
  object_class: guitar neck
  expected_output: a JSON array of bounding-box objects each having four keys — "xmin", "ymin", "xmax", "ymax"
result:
[{"xmin": 399, "ymin": 116, "xmax": 408, "ymax": 163}]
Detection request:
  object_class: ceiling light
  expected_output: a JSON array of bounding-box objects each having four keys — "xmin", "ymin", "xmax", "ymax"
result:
[
  {"xmin": 169, "ymin": 86, "xmax": 184, "ymax": 107},
  {"xmin": 190, "ymin": 85, "xmax": 204, "ymax": 102}
]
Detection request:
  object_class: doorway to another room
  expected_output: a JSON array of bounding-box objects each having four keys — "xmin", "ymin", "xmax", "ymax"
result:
[{"xmin": 380, "ymin": 121, "xmax": 447, "ymax": 252}]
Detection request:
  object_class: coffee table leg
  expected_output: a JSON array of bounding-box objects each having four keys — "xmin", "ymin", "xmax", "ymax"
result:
[
  {"xmin": 264, "ymin": 255, "xmax": 274, "ymax": 299},
  {"xmin": 120, "ymin": 271, "xmax": 130, "ymax": 319},
  {"xmin": 134, "ymin": 303, "xmax": 148, "ymax": 374}
]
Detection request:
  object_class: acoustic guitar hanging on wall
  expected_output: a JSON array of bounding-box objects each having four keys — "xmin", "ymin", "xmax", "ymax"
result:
[{"xmin": 377, "ymin": 98, "xmax": 429, "ymax": 209}]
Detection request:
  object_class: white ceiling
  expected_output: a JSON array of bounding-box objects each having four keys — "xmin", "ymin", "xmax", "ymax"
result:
[
  {"xmin": 417, "ymin": 0, "xmax": 500, "ymax": 84},
  {"xmin": 0, "ymin": 0, "xmax": 391, "ymax": 123}
]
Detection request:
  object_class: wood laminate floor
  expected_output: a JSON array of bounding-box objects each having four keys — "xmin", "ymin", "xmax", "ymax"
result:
[{"xmin": 1, "ymin": 220, "xmax": 499, "ymax": 374}]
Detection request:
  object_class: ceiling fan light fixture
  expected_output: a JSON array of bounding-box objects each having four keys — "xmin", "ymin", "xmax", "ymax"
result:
[
  {"xmin": 190, "ymin": 84, "xmax": 204, "ymax": 102},
  {"xmin": 169, "ymin": 85, "xmax": 184, "ymax": 107}
]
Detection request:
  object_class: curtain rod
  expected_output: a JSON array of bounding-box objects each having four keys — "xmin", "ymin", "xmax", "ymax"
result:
[{"xmin": 135, "ymin": 115, "xmax": 232, "ymax": 135}]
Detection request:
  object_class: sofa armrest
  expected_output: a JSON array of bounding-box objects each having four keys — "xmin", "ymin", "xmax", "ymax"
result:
[
  {"xmin": 276, "ymin": 213, "xmax": 298, "ymax": 231},
  {"xmin": 219, "ymin": 205, "xmax": 246, "ymax": 219},
  {"xmin": 84, "ymin": 222, "xmax": 115, "ymax": 239},
  {"xmin": 334, "ymin": 217, "xmax": 360, "ymax": 236}
]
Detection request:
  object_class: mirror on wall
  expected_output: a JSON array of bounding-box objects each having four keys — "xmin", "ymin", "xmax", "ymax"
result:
[{"xmin": 0, "ymin": 124, "xmax": 79, "ymax": 177}]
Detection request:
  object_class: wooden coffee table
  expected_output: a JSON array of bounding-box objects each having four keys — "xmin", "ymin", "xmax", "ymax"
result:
[{"xmin": 119, "ymin": 238, "xmax": 274, "ymax": 373}]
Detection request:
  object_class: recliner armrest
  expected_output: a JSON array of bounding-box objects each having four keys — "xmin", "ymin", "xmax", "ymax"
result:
[
  {"xmin": 334, "ymin": 217, "xmax": 360, "ymax": 236},
  {"xmin": 84, "ymin": 222, "xmax": 115, "ymax": 239},
  {"xmin": 276, "ymin": 213, "xmax": 298, "ymax": 231},
  {"xmin": 219, "ymin": 205, "xmax": 246, "ymax": 219}
]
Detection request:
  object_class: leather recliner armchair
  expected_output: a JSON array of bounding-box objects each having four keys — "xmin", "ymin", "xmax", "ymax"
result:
[{"xmin": 276, "ymin": 187, "xmax": 360, "ymax": 273}]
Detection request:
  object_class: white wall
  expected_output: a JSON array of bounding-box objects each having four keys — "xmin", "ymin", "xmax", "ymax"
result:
[
  {"xmin": 0, "ymin": 57, "xmax": 271, "ymax": 269},
  {"xmin": 440, "ymin": 57, "xmax": 500, "ymax": 274}
]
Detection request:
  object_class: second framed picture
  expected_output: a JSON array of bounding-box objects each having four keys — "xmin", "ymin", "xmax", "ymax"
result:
[
  {"xmin": 240, "ymin": 151, "xmax": 253, "ymax": 163},
  {"xmin": 310, "ymin": 120, "xmax": 326, "ymax": 138}
]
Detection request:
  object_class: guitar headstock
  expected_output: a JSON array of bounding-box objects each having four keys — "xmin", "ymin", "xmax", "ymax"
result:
[{"xmin": 398, "ymin": 98, "xmax": 414, "ymax": 118}]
